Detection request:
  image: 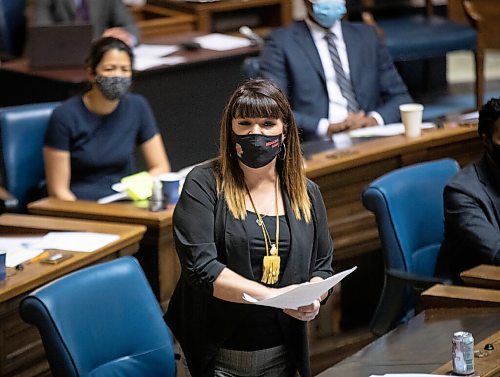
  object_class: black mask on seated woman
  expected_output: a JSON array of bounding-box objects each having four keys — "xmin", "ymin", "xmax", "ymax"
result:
[
  {"xmin": 232, "ymin": 131, "xmax": 282, "ymax": 168},
  {"xmin": 95, "ymin": 76, "xmax": 132, "ymax": 101}
]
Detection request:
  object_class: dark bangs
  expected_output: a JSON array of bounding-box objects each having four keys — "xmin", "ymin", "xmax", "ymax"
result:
[{"xmin": 231, "ymin": 92, "xmax": 285, "ymax": 120}]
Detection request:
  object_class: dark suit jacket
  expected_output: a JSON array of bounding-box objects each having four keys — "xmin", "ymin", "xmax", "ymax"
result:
[
  {"xmin": 34, "ymin": 0, "xmax": 139, "ymax": 42},
  {"xmin": 259, "ymin": 21, "xmax": 412, "ymax": 139},
  {"xmin": 436, "ymin": 154, "xmax": 500, "ymax": 283},
  {"xmin": 165, "ymin": 161, "xmax": 334, "ymax": 377}
]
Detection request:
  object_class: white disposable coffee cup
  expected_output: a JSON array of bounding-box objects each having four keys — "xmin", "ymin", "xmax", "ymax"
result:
[{"xmin": 399, "ymin": 103, "xmax": 424, "ymax": 138}]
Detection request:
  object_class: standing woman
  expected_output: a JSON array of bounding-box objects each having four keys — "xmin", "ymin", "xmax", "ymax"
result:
[
  {"xmin": 166, "ymin": 79, "xmax": 334, "ymax": 377},
  {"xmin": 44, "ymin": 37, "xmax": 170, "ymax": 201}
]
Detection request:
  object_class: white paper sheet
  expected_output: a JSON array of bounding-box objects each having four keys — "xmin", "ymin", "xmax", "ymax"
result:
[
  {"xmin": 4, "ymin": 247, "xmax": 45, "ymax": 267},
  {"xmin": 348, "ymin": 122, "xmax": 435, "ymax": 138},
  {"xmin": 193, "ymin": 33, "xmax": 252, "ymax": 51},
  {"xmin": 133, "ymin": 44, "xmax": 179, "ymax": 58},
  {"xmin": 134, "ymin": 56, "xmax": 186, "ymax": 71},
  {"xmin": 243, "ymin": 267, "xmax": 357, "ymax": 309},
  {"xmin": 31, "ymin": 232, "xmax": 120, "ymax": 253},
  {"xmin": 0, "ymin": 236, "xmax": 47, "ymax": 267}
]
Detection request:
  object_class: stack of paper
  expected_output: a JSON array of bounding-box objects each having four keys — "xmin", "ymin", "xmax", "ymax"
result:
[
  {"xmin": 193, "ymin": 33, "xmax": 252, "ymax": 51},
  {"xmin": 132, "ymin": 44, "xmax": 185, "ymax": 71}
]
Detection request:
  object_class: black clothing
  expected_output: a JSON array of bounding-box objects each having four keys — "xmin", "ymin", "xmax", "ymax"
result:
[
  {"xmin": 437, "ymin": 154, "xmax": 500, "ymax": 282},
  {"xmin": 165, "ymin": 161, "xmax": 334, "ymax": 377}
]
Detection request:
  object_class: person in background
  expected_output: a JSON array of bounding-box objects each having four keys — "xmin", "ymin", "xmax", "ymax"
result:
[
  {"xmin": 33, "ymin": 0, "xmax": 139, "ymax": 46},
  {"xmin": 259, "ymin": 0, "xmax": 412, "ymax": 140},
  {"xmin": 436, "ymin": 98, "xmax": 500, "ymax": 283},
  {"xmin": 165, "ymin": 79, "xmax": 334, "ymax": 377},
  {"xmin": 44, "ymin": 37, "xmax": 170, "ymax": 201}
]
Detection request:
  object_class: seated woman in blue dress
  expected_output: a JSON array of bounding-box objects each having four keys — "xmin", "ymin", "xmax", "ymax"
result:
[{"xmin": 44, "ymin": 37, "xmax": 170, "ymax": 201}]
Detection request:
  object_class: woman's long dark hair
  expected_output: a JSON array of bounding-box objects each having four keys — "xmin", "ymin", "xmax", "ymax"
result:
[{"xmin": 216, "ymin": 79, "xmax": 311, "ymax": 222}]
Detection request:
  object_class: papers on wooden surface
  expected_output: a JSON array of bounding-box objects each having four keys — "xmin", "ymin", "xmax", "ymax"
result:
[
  {"xmin": 0, "ymin": 233, "xmax": 119, "ymax": 266},
  {"xmin": 32, "ymin": 232, "xmax": 119, "ymax": 253},
  {"xmin": 243, "ymin": 267, "xmax": 357, "ymax": 309},
  {"xmin": 348, "ymin": 122, "xmax": 435, "ymax": 138},
  {"xmin": 0, "ymin": 236, "xmax": 45, "ymax": 267},
  {"xmin": 193, "ymin": 33, "xmax": 252, "ymax": 51},
  {"xmin": 132, "ymin": 44, "xmax": 185, "ymax": 70}
]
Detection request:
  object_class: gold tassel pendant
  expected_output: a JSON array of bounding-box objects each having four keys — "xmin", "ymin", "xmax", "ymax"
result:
[{"xmin": 261, "ymin": 255, "xmax": 280, "ymax": 285}]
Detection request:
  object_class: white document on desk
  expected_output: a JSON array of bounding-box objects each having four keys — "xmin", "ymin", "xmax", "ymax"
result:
[
  {"xmin": 134, "ymin": 56, "xmax": 187, "ymax": 71},
  {"xmin": 133, "ymin": 44, "xmax": 179, "ymax": 58},
  {"xmin": 348, "ymin": 122, "xmax": 435, "ymax": 138},
  {"xmin": 243, "ymin": 266, "xmax": 357, "ymax": 309},
  {"xmin": 194, "ymin": 33, "xmax": 252, "ymax": 51},
  {"xmin": 32, "ymin": 232, "xmax": 120, "ymax": 253},
  {"xmin": 0, "ymin": 236, "xmax": 46, "ymax": 267}
]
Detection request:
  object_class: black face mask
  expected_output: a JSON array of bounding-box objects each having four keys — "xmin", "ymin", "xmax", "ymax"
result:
[{"xmin": 231, "ymin": 131, "xmax": 282, "ymax": 168}]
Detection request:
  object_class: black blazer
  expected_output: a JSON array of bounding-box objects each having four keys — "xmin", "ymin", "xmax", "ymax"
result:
[
  {"xmin": 165, "ymin": 161, "xmax": 334, "ymax": 377},
  {"xmin": 437, "ymin": 154, "xmax": 500, "ymax": 282}
]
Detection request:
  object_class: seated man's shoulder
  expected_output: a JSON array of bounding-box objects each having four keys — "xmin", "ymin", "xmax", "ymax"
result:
[
  {"xmin": 342, "ymin": 21, "xmax": 378, "ymax": 39},
  {"xmin": 446, "ymin": 161, "xmax": 481, "ymax": 192}
]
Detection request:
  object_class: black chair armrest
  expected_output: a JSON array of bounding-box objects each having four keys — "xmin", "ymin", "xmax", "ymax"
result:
[
  {"xmin": 386, "ymin": 268, "xmax": 452, "ymax": 290},
  {"xmin": 0, "ymin": 187, "xmax": 19, "ymax": 212}
]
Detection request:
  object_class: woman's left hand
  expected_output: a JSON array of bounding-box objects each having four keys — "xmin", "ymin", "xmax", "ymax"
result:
[{"xmin": 283, "ymin": 299, "xmax": 320, "ymax": 322}]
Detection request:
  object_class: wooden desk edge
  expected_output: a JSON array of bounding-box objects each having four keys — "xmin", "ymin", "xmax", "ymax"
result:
[{"xmin": 27, "ymin": 199, "xmax": 173, "ymax": 228}]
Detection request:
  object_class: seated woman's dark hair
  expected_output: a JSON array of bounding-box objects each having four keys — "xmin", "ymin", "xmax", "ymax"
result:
[
  {"xmin": 478, "ymin": 98, "xmax": 500, "ymax": 138},
  {"xmin": 85, "ymin": 36, "xmax": 134, "ymax": 74}
]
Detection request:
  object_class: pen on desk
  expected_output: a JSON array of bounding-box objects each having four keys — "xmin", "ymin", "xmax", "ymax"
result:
[{"xmin": 28, "ymin": 251, "xmax": 50, "ymax": 264}]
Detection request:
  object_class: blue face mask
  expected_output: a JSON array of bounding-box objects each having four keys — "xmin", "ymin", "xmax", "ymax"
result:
[{"xmin": 312, "ymin": 1, "xmax": 347, "ymax": 29}]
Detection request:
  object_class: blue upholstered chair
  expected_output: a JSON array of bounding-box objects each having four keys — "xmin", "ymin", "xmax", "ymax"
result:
[
  {"xmin": 360, "ymin": 0, "xmax": 484, "ymax": 109},
  {"xmin": 19, "ymin": 256, "xmax": 176, "ymax": 377},
  {"xmin": 362, "ymin": 158, "xmax": 459, "ymax": 335},
  {"xmin": 0, "ymin": 102, "xmax": 59, "ymax": 211},
  {"xmin": 0, "ymin": 0, "xmax": 26, "ymax": 59}
]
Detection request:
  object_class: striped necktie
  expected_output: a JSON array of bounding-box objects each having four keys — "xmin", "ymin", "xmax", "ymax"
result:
[{"xmin": 325, "ymin": 31, "xmax": 360, "ymax": 113}]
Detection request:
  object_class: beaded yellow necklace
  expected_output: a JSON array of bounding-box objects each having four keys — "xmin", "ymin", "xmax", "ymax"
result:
[{"xmin": 246, "ymin": 176, "xmax": 280, "ymax": 285}]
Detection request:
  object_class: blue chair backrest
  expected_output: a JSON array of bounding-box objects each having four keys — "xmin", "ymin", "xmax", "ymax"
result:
[
  {"xmin": 0, "ymin": 0, "xmax": 26, "ymax": 57},
  {"xmin": 0, "ymin": 102, "xmax": 59, "ymax": 210},
  {"xmin": 362, "ymin": 158, "xmax": 460, "ymax": 277},
  {"xmin": 19, "ymin": 256, "xmax": 176, "ymax": 377}
]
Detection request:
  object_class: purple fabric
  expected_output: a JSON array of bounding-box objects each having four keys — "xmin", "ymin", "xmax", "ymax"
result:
[{"xmin": 76, "ymin": 0, "xmax": 89, "ymax": 23}]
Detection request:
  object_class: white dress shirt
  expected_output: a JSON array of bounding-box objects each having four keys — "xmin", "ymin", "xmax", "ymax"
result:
[{"xmin": 305, "ymin": 19, "xmax": 384, "ymax": 137}]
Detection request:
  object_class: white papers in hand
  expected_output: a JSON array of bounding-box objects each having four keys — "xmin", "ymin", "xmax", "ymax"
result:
[
  {"xmin": 193, "ymin": 33, "xmax": 252, "ymax": 51},
  {"xmin": 348, "ymin": 123, "xmax": 435, "ymax": 138},
  {"xmin": 32, "ymin": 232, "xmax": 120, "ymax": 253},
  {"xmin": 243, "ymin": 266, "xmax": 357, "ymax": 309}
]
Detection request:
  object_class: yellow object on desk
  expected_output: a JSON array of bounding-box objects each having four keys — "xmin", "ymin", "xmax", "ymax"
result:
[{"xmin": 121, "ymin": 171, "xmax": 153, "ymax": 201}]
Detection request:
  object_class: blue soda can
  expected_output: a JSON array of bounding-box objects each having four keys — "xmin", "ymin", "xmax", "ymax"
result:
[{"xmin": 452, "ymin": 331, "xmax": 475, "ymax": 375}]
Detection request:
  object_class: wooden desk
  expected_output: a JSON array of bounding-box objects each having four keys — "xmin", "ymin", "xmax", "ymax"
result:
[
  {"xmin": 461, "ymin": 265, "xmax": 500, "ymax": 290},
  {"xmin": 317, "ymin": 308, "xmax": 500, "ymax": 376},
  {"xmin": 28, "ymin": 125, "xmax": 483, "ymax": 328},
  {"xmin": 421, "ymin": 284, "xmax": 500, "ymax": 309},
  {"xmin": 150, "ymin": 0, "xmax": 292, "ymax": 33},
  {"xmin": 130, "ymin": 4, "xmax": 196, "ymax": 36},
  {"xmin": 0, "ymin": 32, "xmax": 260, "ymax": 171},
  {"xmin": 0, "ymin": 214, "xmax": 146, "ymax": 377},
  {"xmin": 28, "ymin": 199, "xmax": 178, "ymax": 311}
]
